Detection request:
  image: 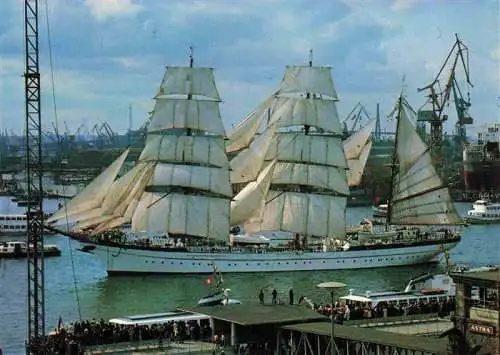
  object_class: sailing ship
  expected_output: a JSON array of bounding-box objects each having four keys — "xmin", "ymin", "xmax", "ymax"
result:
[
  {"xmin": 46, "ymin": 53, "xmax": 461, "ymax": 275},
  {"xmin": 357, "ymin": 95, "xmax": 465, "ymax": 243}
]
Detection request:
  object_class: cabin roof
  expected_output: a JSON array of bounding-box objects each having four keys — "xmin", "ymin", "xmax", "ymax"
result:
[
  {"xmin": 109, "ymin": 311, "xmax": 209, "ymax": 326},
  {"xmin": 341, "ymin": 290, "xmax": 450, "ymax": 305},
  {"xmin": 178, "ymin": 304, "xmax": 327, "ymax": 326},
  {"xmin": 451, "ymin": 269, "xmax": 500, "ymax": 287}
]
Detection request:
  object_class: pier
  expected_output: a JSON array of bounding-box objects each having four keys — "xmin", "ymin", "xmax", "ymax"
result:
[
  {"xmin": 178, "ymin": 304, "xmax": 451, "ymax": 355},
  {"xmin": 50, "ymin": 303, "xmax": 457, "ymax": 354}
]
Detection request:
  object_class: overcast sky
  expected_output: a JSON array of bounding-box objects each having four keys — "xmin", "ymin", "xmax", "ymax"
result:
[{"xmin": 0, "ymin": 0, "xmax": 498, "ymax": 136}]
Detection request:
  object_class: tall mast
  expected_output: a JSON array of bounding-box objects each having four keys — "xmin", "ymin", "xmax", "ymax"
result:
[
  {"xmin": 186, "ymin": 45, "xmax": 193, "ymax": 136},
  {"xmin": 305, "ymin": 49, "xmax": 312, "ymax": 134},
  {"xmin": 189, "ymin": 44, "xmax": 194, "ymax": 68},
  {"xmin": 386, "ymin": 94, "xmax": 403, "ymax": 229}
]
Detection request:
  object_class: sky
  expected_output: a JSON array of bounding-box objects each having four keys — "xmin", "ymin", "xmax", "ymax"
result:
[{"xmin": 0, "ymin": 0, "xmax": 498, "ymax": 137}]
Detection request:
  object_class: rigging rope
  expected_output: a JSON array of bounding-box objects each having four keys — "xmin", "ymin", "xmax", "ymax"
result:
[{"xmin": 43, "ymin": 0, "xmax": 82, "ymax": 320}]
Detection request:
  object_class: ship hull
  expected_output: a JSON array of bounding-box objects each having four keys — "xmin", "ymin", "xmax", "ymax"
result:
[
  {"xmin": 463, "ymin": 161, "xmax": 500, "ymax": 191},
  {"xmin": 82, "ymin": 240, "xmax": 459, "ymax": 275}
]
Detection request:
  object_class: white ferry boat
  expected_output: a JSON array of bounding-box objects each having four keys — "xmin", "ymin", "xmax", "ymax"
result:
[
  {"xmin": 0, "ymin": 213, "xmax": 56, "ymax": 236},
  {"xmin": 340, "ymin": 265, "xmax": 499, "ymax": 309},
  {"xmin": 466, "ymin": 199, "xmax": 500, "ymax": 224},
  {"xmin": 340, "ymin": 272, "xmax": 456, "ymax": 309},
  {"xmin": 0, "ymin": 214, "xmax": 28, "ymax": 236}
]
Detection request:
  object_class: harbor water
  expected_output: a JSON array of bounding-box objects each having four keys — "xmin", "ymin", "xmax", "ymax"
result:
[{"xmin": 0, "ymin": 196, "xmax": 499, "ymax": 354}]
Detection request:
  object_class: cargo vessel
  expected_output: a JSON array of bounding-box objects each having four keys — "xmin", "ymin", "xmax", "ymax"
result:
[{"xmin": 463, "ymin": 123, "xmax": 500, "ymax": 192}]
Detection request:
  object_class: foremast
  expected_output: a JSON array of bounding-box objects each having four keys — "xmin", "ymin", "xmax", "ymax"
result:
[
  {"xmin": 48, "ymin": 49, "xmax": 232, "ymax": 243},
  {"xmin": 236, "ymin": 51, "xmax": 350, "ymax": 244},
  {"xmin": 131, "ymin": 47, "xmax": 232, "ymax": 241}
]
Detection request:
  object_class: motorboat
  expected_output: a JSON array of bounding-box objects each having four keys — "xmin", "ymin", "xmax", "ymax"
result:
[
  {"xmin": 196, "ymin": 266, "xmax": 242, "ymax": 306},
  {"xmin": 466, "ymin": 199, "xmax": 500, "ymax": 224}
]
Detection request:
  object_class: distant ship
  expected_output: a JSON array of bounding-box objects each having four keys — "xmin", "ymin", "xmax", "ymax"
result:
[
  {"xmin": 463, "ymin": 123, "xmax": 500, "ymax": 193},
  {"xmin": 47, "ymin": 52, "xmax": 461, "ymax": 275}
]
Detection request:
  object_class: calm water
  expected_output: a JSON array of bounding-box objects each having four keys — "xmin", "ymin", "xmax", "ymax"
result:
[{"xmin": 0, "ymin": 197, "xmax": 499, "ymax": 354}]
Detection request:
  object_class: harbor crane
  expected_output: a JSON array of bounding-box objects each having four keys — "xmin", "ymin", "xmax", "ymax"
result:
[
  {"xmin": 342, "ymin": 102, "xmax": 371, "ymax": 135},
  {"xmin": 417, "ymin": 33, "xmax": 473, "ymax": 174},
  {"xmin": 24, "ymin": 0, "xmax": 46, "ymax": 353}
]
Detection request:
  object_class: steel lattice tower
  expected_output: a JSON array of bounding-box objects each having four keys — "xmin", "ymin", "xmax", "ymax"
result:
[{"xmin": 24, "ymin": 0, "xmax": 46, "ymax": 353}]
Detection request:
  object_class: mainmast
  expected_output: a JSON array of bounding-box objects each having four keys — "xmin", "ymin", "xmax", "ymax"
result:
[
  {"xmin": 386, "ymin": 94, "xmax": 403, "ymax": 229},
  {"xmin": 305, "ymin": 49, "xmax": 313, "ymax": 134},
  {"xmin": 240, "ymin": 56, "xmax": 349, "ymax": 240},
  {"xmin": 187, "ymin": 45, "xmax": 194, "ymax": 135}
]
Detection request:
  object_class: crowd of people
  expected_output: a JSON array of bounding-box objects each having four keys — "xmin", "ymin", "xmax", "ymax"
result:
[
  {"xmin": 307, "ymin": 296, "xmax": 456, "ymax": 323},
  {"xmin": 45, "ymin": 318, "xmax": 212, "ymax": 354}
]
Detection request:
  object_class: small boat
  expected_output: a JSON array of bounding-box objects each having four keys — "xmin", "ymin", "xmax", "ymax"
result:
[
  {"xmin": 465, "ymin": 199, "xmax": 500, "ymax": 224},
  {"xmin": 0, "ymin": 240, "xmax": 61, "ymax": 259},
  {"xmin": 372, "ymin": 203, "xmax": 388, "ymax": 217},
  {"xmin": 197, "ymin": 266, "xmax": 241, "ymax": 306},
  {"xmin": 341, "ymin": 264, "xmax": 499, "ymax": 309}
]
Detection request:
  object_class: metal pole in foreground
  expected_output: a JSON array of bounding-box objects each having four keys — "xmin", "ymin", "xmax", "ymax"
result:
[{"xmin": 317, "ymin": 282, "xmax": 346, "ymax": 355}]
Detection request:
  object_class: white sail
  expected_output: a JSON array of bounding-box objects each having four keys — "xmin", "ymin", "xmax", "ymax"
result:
[
  {"xmin": 46, "ymin": 149, "xmax": 129, "ymax": 224},
  {"xmin": 230, "ymin": 160, "xmax": 276, "ymax": 226},
  {"xmin": 131, "ymin": 192, "xmax": 230, "ymax": 241},
  {"xmin": 265, "ymin": 134, "xmax": 346, "ymax": 168},
  {"xmin": 150, "ymin": 163, "xmax": 232, "ymax": 197},
  {"xmin": 389, "ymin": 101, "xmax": 462, "ymax": 225},
  {"xmin": 391, "ymin": 186, "xmax": 462, "ymax": 225},
  {"xmin": 245, "ymin": 191, "xmax": 347, "ymax": 238},
  {"xmin": 271, "ymin": 162, "xmax": 349, "ymax": 195},
  {"xmin": 77, "ymin": 215, "xmax": 116, "ymax": 230},
  {"xmin": 278, "ymin": 65, "xmax": 339, "ymax": 100},
  {"xmin": 269, "ymin": 97, "xmax": 342, "ymax": 133},
  {"xmin": 147, "ymin": 98, "xmax": 226, "ymax": 135},
  {"xmin": 157, "ymin": 66, "xmax": 221, "ymax": 101},
  {"xmin": 226, "ymin": 95, "xmax": 275, "ymax": 153},
  {"xmin": 60, "ymin": 63, "xmax": 232, "ymax": 238},
  {"xmin": 139, "ymin": 135, "xmax": 228, "ymax": 168},
  {"xmin": 347, "ymin": 141, "xmax": 372, "ymax": 187},
  {"xmin": 230, "ymin": 125, "xmax": 277, "ymax": 184},
  {"xmin": 233, "ymin": 63, "xmax": 348, "ymax": 240},
  {"xmin": 68, "ymin": 162, "xmax": 147, "ymax": 225},
  {"xmin": 125, "ymin": 63, "xmax": 231, "ymax": 238},
  {"xmin": 92, "ymin": 165, "xmax": 154, "ymax": 235},
  {"xmin": 343, "ymin": 119, "xmax": 376, "ymax": 160}
]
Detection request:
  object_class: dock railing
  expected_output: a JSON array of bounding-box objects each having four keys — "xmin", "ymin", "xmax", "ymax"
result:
[{"xmin": 343, "ymin": 312, "xmax": 451, "ymax": 327}]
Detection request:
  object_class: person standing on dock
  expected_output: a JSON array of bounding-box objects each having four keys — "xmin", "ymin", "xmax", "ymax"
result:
[
  {"xmin": 272, "ymin": 289, "xmax": 277, "ymax": 304},
  {"xmin": 289, "ymin": 288, "xmax": 294, "ymax": 305},
  {"xmin": 259, "ymin": 289, "xmax": 264, "ymax": 304}
]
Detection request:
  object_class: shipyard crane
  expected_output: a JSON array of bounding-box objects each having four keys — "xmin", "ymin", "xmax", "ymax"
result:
[
  {"xmin": 417, "ymin": 33, "xmax": 473, "ymax": 174},
  {"xmin": 24, "ymin": 0, "xmax": 46, "ymax": 353},
  {"xmin": 342, "ymin": 102, "xmax": 371, "ymax": 136}
]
